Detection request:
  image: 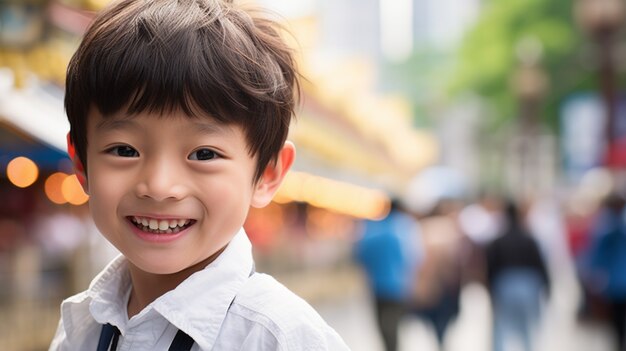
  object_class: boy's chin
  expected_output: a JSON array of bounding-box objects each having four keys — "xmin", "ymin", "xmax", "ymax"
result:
[
  {"xmin": 128, "ymin": 250, "xmax": 224, "ymax": 276},
  {"xmin": 128, "ymin": 257, "xmax": 196, "ymax": 276}
]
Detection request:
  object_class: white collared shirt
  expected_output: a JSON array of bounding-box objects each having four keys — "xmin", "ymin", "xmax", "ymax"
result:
[{"xmin": 49, "ymin": 229, "xmax": 350, "ymax": 351}]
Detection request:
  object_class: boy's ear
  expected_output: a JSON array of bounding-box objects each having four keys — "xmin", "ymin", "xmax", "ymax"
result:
[
  {"xmin": 251, "ymin": 141, "xmax": 295, "ymax": 208},
  {"xmin": 67, "ymin": 133, "xmax": 88, "ymax": 194}
]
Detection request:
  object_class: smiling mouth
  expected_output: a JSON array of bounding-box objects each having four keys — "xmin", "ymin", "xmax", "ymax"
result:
[{"xmin": 129, "ymin": 216, "xmax": 195, "ymax": 234}]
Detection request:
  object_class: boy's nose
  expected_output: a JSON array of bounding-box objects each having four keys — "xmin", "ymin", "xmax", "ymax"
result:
[{"xmin": 134, "ymin": 158, "xmax": 187, "ymax": 201}]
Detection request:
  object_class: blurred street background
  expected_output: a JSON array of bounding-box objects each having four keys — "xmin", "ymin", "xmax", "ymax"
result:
[{"xmin": 2, "ymin": 0, "xmax": 626, "ymax": 350}]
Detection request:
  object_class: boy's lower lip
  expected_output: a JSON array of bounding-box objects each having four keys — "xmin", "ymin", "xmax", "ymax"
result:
[{"xmin": 127, "ymin": 218, "xmax": 192, "ymax": 243}]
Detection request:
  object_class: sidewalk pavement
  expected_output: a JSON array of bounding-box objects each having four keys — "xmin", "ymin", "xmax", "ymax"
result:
[{"xmin": 311, "ymin": 275, "xmax": 616, "ymax": 351}]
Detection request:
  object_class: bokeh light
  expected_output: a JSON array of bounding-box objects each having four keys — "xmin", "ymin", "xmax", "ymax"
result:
[
  {"xmin": 6, "ymin": 156, "xmax": 39, "ymax": 188},
  {"xmin": 45, "ymin": 172, "xmax": 69, "ymax": 205},
  {"xmin": 61, "ymin": 174, "xmax": 89, "ymax": 205}
]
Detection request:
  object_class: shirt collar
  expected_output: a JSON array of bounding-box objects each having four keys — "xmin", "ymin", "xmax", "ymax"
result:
[
  {"xmin": 153, "ymin": 228, "xmax": 254, "ymax": 349},
  {"xmin": 61, "ymin": 228, "xmax": 254, "ymax": 350}
]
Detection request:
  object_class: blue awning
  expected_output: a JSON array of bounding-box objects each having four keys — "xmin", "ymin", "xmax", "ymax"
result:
[{"xmin": 0, "ymin": 121, "xmax": 69, "ymax": 172}]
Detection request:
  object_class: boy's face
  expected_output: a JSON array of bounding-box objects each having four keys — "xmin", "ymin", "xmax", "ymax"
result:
[{"xmin": 80, "ymin": 108, "xmax": 292, "ymax": 274}]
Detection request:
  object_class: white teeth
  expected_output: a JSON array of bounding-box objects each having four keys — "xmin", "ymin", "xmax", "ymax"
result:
[
  {"xmin": 132, "ymin": 216, "xmax": 192, "ymax": 233},
  {"xmin": 149, "ymin": 219, "xmax": 159, "ymax": 230}
]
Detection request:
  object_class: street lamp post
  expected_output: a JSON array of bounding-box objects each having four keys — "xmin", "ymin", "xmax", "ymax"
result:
[
  {"xmin": 511, "ymin": 38, "xmax": 548, "ymax": 199},
  {"xmin": 575, "ymin": 0, "xmax": 625, "ymax": 169}
]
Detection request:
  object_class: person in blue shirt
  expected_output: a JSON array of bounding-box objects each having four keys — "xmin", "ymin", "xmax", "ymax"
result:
[
  {"xmin": 583, "ymin": 192, "xmax": 626, "ymax": 351},
  {"xmin": 354, "ymin": 199, "xmax": 422, "ymax": 351}
]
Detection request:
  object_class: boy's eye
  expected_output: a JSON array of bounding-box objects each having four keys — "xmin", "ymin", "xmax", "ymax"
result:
[
  {"xmin": 189, "ymin": 148, "xmax": 218, "ymax": 161},
  {"xmin": 107, "ymin": 145, "xmax": 139, "ymax": 157}
]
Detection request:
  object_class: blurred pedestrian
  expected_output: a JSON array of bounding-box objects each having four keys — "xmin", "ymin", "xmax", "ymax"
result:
[
  {"xmin": 411, "ymin": 199, "xmax": 464, "ymax": 350},
  {"xmin": 458, "ymin": 193, "xmax": 505, "ymax": 285},
  {"xmin": 354, "ymin": 199, "xmax": 422, "ymax": 351},
  {"xmin": 582, "ymin": 192, "xmax": 626, "ymax": 351},
  {"xmin": 459, "ymin": 192, "xmax": 504, "ymax": 246},
  {"xmin": 486, "ymin": 199, "xmax": 550, "ymax": 351},
  {"xmin": 564, "ymin": 192, "xmax": 605, "ymax": 325}
]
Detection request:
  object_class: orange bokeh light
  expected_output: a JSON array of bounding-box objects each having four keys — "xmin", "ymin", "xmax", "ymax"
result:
[
  {"xmin": 6, "ymin": 157, "xmax": 39, "ymax": 188},
  {"xmin": 45, "ymin": 172, "xmax": 69, "ymax": 205},
  {"xmin": 61, "ymin": 174, "xmax": 89, "ymax": 205}
]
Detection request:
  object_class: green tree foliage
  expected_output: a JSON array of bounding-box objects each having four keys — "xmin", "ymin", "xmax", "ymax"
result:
[{"xmin": 449, "ymin": 0, "xmax": 596, "ymax": 131}]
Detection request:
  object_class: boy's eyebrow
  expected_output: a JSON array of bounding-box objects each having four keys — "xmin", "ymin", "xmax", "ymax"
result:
[
  {"xmin": 96, "ymin": 117, "xmax": 232, "ymax": 135},
  {"xmin": 95, "ymin": 117, "xmax": 140, "ymax": 131},
  {"xmin": 189, "ymin": 120, "xmax": 232, "ymax": 135}
]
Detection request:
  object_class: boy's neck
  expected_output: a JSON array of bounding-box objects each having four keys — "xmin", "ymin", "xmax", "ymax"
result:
[{"xmin": 126, "ymin": 247, "xmax": 226, "ymax": 318}]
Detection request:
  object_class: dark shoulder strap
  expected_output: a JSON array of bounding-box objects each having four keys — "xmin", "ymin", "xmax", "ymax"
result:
[
  {"xmin": 169, "ymin": 329, "xmax": 195, "ymax": 351},
  {"xmin": 97, "ymin": 324, "xmax": 120, "ymax": 351},
  {"xmin": 98, "ymin": 324, "xmax": 195, "ymax": 351}
]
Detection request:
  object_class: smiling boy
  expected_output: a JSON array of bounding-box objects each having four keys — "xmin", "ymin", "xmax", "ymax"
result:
[{"xmin": 48, "ymin": 0, "xmax": 349, "ymax": 350}]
